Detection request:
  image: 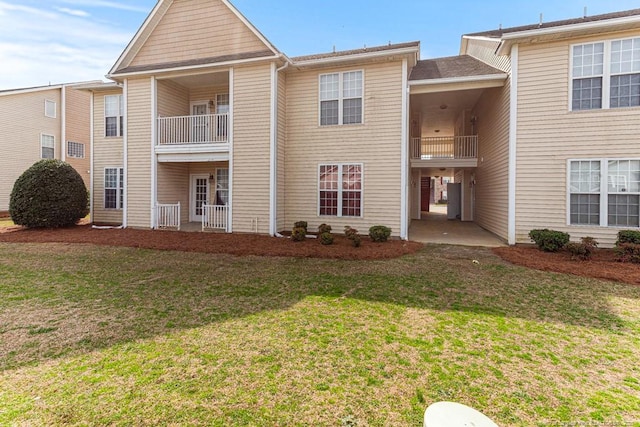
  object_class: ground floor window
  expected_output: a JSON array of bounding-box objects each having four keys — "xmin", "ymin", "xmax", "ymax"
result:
[
  {"xmin": 104, "ymin": 167, "xmax": 124, "ymax": 210},
  {"xmin": 67, "ymin": 141, "xmax": 85, "ymax": 158},
  {"xmin": 569, "ymin": 159, "xmax": 640, "ymax": 227},
  {"xmin": 319, "ymin": 163, "xmax": 362, "ymax": 217},
  {"xmin": 215, "ymin": 168, "xmax": 229, "ymax": 205}
]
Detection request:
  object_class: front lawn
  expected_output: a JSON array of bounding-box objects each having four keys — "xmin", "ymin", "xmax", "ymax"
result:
[{"xmin": 0, "ymin": 243, "xmax": 638, "ymax": 425}]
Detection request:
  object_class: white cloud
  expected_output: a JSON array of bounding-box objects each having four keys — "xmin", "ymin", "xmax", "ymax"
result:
[
  {"xmin": 56, "ymin": 7, "xmax": 91, "ymax": 17},
  {"xmin": 59, "ymin": 0, "xmax": 149, "ymax": 13}
]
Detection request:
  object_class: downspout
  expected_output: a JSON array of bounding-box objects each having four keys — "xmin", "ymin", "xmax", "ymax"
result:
[
  {"xmin": 270, "ymin": 59, "xmax": 289, "ymax": 236},
  {"xmin": 508, "ymin": 45, "xmax": 518, "ymax": 245},
  {"xmin": 123, "ymin": 79, "xmax": 129, "ymax": 228},
  {"xmin": 89, "ymin": 91, "xmax": 94, "ymax": 224},
  {"xmin": 61, "ymin": 85, "xmax": 66, "ymax": 162}
]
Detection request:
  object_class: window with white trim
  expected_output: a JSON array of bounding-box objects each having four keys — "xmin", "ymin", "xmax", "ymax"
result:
[
  {"xmin": 41, "ymin": 134, "xmax": 55, "ymax": 159},
  {"xmin": 67, "ymin": 141, "xmax": 85, "ymax": 158},
  {"xmin": 105, "ymin": 95, "xmax": 123, "ymax": 137},
  {"xmin": 104, "ymin": 167, "xmax": 124, "ymax": 210},
  {"xmin": 571, "ymin": 37, "xmax": 640, "ymax": 110},
  {"xmin": 569, "ymin": 159, "xmax": 640, "ymax": 227},
  {"xmin": 45, "ymin": 100, "xmax": 56, "ymax": 118},
  {"xmin": 215, "ymin": 168, "xmax": 229, "ymax": 205},
  {"xmin": 319, "ymin": 71, "xmax": 363, "ymax": 125},
  {"xmin": 319, "ymin": 163, "xmax": 362, "ymax": 217}
]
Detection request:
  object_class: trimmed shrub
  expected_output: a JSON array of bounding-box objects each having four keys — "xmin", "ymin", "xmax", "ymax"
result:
[
  {"xmin": 369, "ymin": 225, "xmax": 391, "ymax": 242},
  {"xmin": 319, "ymin": 231, "xmax": 334, "ymax": 245},
  {"xmin": 344, "ymin": 226, "xmax": 361, "ymax": 248},
  {"xmin": 616, "ymin": 230, "xmax": 640, "ymax": 245},
  {"xmin": 10, "ymin": 159, "xmax": 88, "ymax": 228},
  {"xmin": 528, "ymin": 229, "xmax": 570, "ymax": 252},
  {"xmin": 615, "ymin": 243, "xmax": 640, "ymax": 263},
  {"xmin": 565, "ymin": 242, "xmax": 588, "ymax": 260},
  {"xmin": 291, "ymin": 226, "xmax": 306, "ymax": 242},
  {"xmin": 294, "ymin": 221, "xmax": 308, "ymax": 234},
  {"xmin": 318, "ymin": 223, "xmax": 332, "ymax": 234}
]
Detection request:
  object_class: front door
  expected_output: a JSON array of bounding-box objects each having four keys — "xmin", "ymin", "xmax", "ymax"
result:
[
  {"xmin": 191, "ymin": 102, "xmax": 209, "ymax": 142},
  {"xmin": 190, "ymin": 174, "xmax": 210, "ymax": 222}
]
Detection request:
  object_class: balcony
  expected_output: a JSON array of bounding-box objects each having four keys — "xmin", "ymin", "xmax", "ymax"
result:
[
  {"xmin": 155, "ymin": 113, "xmax": 230, "ymax": 162},
  {"xmin": 410, "ymin": 136, "xmax": 478, "ymax": 168}
]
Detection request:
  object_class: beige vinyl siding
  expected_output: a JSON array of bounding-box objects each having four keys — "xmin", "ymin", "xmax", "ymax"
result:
[
  {"xmin": 92, "ymin": 88, "xmax": 124, "ymax": 225},
  {"xmin": 0, "ymin": 89, "xmax": 61, "ymax": 211},
  {"xmin": 277, "ymin": 72, "xmax": 286, "ymax": 232},
  {"xmin": 285, "ymin": 61, "xmax": 404, "ymax": 235},
  {"xmin": 130, "ymin": 0, "xmax": 269, "ymax": 68},
  {"xmin": 157, "ymin": 80, "xmax": 189, "ymax": 117},
  {"xmin": 126, "ymin": 78, "xmax": 153, "ymax": 228},
  {"xmin": 232, "ymin": 63, "xmax": 272, "ymax": 233},
  {"xmin": 64, "ymin": 87, "xmax": 91, "ymax": 189},
  {"xmin": 189, "ymin": 86, "xmax": 229, "ymax": 108},
  {"xmin": 157, "ymin": 163, "xmax": 189, "ymax": 221},
  {"xmin": 473, "ymin": 83, "xmax": 510, "ymax": 241},
  {"xmin": 515, "ymin": 30, "xmax": 640, "ymax": 247},
  {"xmin": 465, "ymin": 38, "xmax": 511, "ymax": 72}
]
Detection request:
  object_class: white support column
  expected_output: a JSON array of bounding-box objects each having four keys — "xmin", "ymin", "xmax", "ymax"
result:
[
  {"xmin": 61, "ymin": 85, "xmax": 66, "ymax": 162},
  {"xmin": 89, "ymin": 91, "xmax": 94, "ymax": 223},
  {"xmin": 150, "ymin": 76, "xmax": 158, "ymax": 229},
  {"xmin": 400, "ymin": 58, "xmax": 410, "ymax": 240},
  {"xmin": 228, "ymin": 68, "xmax": 234, "ymax": 233},
  {"xmin": 508, "ymin": 45, "xmax": 519, "ymax": 245},
  {"xmin": 123, "ymin": 79, "xmax": 129, "ymax": 228},
  {"xmin": 269, "ymin": 62, "xmax": 277, "ymax": 236}
]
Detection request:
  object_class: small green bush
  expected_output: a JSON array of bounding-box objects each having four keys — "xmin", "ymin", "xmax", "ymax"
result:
[
  {"xmin": 318, "ymin": 223, "xmax": 332, "ymax": 234},
  {"xmin": 319, "ymin": 232, "xmax": 334, "ymax": 245},
  {"xmin": 294, "ymin": 221, "xmax": 308, "ymax": 234},
  {"xmin": 369, "ymin": 225, "xmax": 391, "ymax": 242},
  {"xmin": 566, "ymin": 242, "xmax": 588, "ymax": 260},
  {"xmin": 528, "ymin": 229, "xmax": 570, "ymax": 252},
  {"xmin": 291, "ymin": 226, "xmax": 306, "ymax": 242},
  {"xmin": 10, "ymin": 159, "xmax": 88, "ymax": 228},
  {"xmin": 616, "ymin": 230, "xmax": 640, "ymax": 245},
  {"xmin": 615, "ymin": 243, "xmax": 640, "ymax": 263},
  {"xmin": 344, "ymin": 226, "xmax": 361, "ymax": 248}
]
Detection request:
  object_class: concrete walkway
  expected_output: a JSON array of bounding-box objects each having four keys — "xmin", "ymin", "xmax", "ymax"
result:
[{"xmin": 409, "ymin": 205, "xmax": 506, "ymax": 247}]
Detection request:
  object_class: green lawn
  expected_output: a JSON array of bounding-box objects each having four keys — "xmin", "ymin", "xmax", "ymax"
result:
[{"xmin": 0, "ymin": 243, "xmax": 638, "ymax": 426}]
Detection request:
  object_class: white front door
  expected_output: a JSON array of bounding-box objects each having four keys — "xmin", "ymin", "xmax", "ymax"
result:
[
  {"xmin": 190, "ymin": 174, "xmax": 210, "ymax": 222},
  {"xmin": 190, "ymin": 101, "xmax": 209, "ymax": 143}
]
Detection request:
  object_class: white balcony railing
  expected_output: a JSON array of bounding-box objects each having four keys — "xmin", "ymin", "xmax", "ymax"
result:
[
  {"xmin": 157, "ymin": 113, "xmax": 229, "ymax": 145},
  {"xmin": 202, "ymin": 204, "xmax": 229, "ymax": 232},
  {"xmin": 155, "ymin": 202, "xmax": 181, "ymax": 230},
  {"xmin": 410, "ymin": 136, "xmax": 478, "ymax": 160}
]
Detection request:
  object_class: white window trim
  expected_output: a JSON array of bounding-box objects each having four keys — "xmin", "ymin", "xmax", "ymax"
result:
[
  {"xmin": 318, "ymin": 70, "xmax": 365, "ymax": 126},
  {"xmin": 569, "ymin": 37, "xmax": 640, "ymax": 111},
  {"xmin": 44, "ymin": 99, "xmax": 56, "ymax": 118},
  {"xmin": 104, "ymin": 167, "xmax": 124, "ymax": 210},
  {"xmin": 317, "ymin": 162, "xmax": 364, "ymax": 218},
  {"xmin": 566, "ymin": 158, "xmax": 640, "ymax": 228},
  {"xmin": 67, "ymin": 141, "xmax": 85, "ymax": 159},
  {"xmin": 104, "ymin": 94, "xmax": 123, "ymax": 137},
  {"xmin": 40, "ymin": 133, "xmax": 55, "ymax": 159}
]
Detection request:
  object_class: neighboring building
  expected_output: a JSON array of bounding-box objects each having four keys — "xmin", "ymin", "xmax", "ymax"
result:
[
  {"xmin": 0, "ymin": 83, "xmax": 95, "ymax": 213},
  {"xmin": 85, "ymin": 0, "xmax": 640, "ymax": 246}
]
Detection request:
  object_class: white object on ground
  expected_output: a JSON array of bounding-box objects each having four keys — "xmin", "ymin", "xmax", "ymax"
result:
[{"xmin": 424, "ymin": 401, "xmax": 499, "ymax": 427}]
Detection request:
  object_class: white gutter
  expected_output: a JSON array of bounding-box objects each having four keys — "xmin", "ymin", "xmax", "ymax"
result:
[
  {"xmin": 508, "ymin": 45, "xmax": 518, "ymax": 245},
  {"xmin": 409, "ymin": 73, "xmax": 507, "ymax": 87},
  {"xmin": 293, "ymin": 46, "xmax": 420, "ymax": 67},
  {"xmin": 150, "ymin": 77, "xmax": 158, "ymax": 229},
  {"xmin": 0, "ymin": 84, "xmax": 64, "ymax": 97},
  {"xmin": 269, "ymin": 59, "xmax": 289, "ymax": 236},
  {"xmin": 227, "ymin": 68, "xmax": 234, "ymax": 233},
  {"xmin": 61, "ymin": 85, "xmax": 66, "ymax": 162},
  {"xmin": 122, "ymin": 79, "xmax": 129, "ymax": 228},
  {"xmin": 89, "ymin": 91, "xmax": 94, "ymax": 223},
  {"xmin": 400, "ymin": 58, "xmax": 409, "ymax": 240}
]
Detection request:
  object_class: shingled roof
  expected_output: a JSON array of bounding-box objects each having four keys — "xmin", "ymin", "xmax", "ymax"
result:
[
  {"xmin": 467, "ymin": 8, "xmax": 640, "ymax": 38},
  {"xmin": 409, "ymin": 55, "xmax": 504, "ymax": 81},
  {"xmin": 292, "ymin": 41, "xmax": 420, "ymax": 63}
]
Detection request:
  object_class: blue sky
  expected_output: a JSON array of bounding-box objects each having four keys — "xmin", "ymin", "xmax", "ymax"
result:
[{"xmin": 1, "ymin": 0, "xmax": 639, "ymax": 90}]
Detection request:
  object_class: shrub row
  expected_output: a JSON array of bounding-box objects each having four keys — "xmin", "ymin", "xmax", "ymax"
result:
[{"xmin": 290, "ymin": 222, "xmax": 392, "ymax": 247}]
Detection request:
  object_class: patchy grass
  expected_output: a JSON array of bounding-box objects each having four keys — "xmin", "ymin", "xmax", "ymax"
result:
[{"xmin": 0, "ymin": 243, "xmax": 638, "ymax": 426}]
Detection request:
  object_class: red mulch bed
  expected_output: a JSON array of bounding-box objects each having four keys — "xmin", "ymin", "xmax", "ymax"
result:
[
  {"xmin": 493, "ymin": 245, "xmax": 640, "ymax": 286},
  {"xmin": 0, "ymin": 225, "xmax": 423, "ymax": 260}
]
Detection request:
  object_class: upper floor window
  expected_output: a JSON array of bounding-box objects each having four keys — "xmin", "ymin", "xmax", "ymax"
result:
[
  {"xmin": 67, "ymin": 141, "xmax": 85, "ymax": 159},
  {"xmin": 41, "ymin": 134, "xmax": 55, "ymax": 159},
  {"xmin": 45, "ymin": 100, "xmax": 56, "ymax": 118},
  {"xmin": 319, "ymin": 71, "xmax": 363, "ymax": 125},
  {"xmin": 105, "ymin": 95, "xmax": 123, "ymax": 137},
  {"xmin": 572, "ymin": 38, "xmax": 640, "ymax": 111}
]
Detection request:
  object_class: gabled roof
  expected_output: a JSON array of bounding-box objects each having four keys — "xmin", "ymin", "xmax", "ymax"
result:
[
  {"xmin": 468, "ymin": 8, "xmax": 640, "ymax": 38},
  {"xmin": 0, "ymin": 80, "xmax": 103, "ymax": 96},
  {"xmin": 109, "ymin": 0, "xmax": 283, "ymax": 77},
  {"xmin": 409, "ymin": 55, "xmax": 503, "ymax": 81}
]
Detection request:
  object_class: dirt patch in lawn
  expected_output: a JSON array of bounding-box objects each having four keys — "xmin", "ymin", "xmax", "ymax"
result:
[
  {"xmin": 0, "ymin": 225, "xmax": 422, "ymax": 260},
  {"xmin": 493, "ymin": 245, "xmax": 640, "ymax": 286}
]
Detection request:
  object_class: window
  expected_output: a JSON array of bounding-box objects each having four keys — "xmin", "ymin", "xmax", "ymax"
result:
[
  {"xmin": 215, "ymin": 168, "xmax": 229, "ymax": 205},
  {"xmin": 569, "ymin": 159, "xmax": 640, "ymax": 227},
  {"xmin": 571, "ymin": 38, "xmax": 640, "ymax": 110},
  {"xmin": 319, "ymin": 163, "xmax": 362, "ymax": 217},
  {"xmin": 45, "ymin": 100, "xmax": 56, "ymax": 118},
  {"xmin": 105, "ymin": 95, "xmax": 123, "ymax": 137},
  {"xmin": 41, "ymin": 134, "xmax": 55, "ymax": 159},
  {"xmin": 67, "ymin": 141, "xmax": 85, "ymax": 158},
  {"xmin": 319, "ymin": 71, "xmax": 363, "ymax": 125},
  {"xmin": 104, "ymin": 167, "xmax": 124, "ymax": 209}
]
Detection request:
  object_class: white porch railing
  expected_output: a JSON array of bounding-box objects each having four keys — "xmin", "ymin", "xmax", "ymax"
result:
[
  {"xmin": 155, "ymin": 202, "xmax": 181, "ymax": 230},
  {"xmin": 410, "ymin": 136, "xmax": 478, "ymax": 160},
  {"xmin": 202, "ymin": 204, "xmax": 229, "ymax": 232},
  {"xmin": 157, "ymin": 113, "xmax": 229, "ymax": 145}
]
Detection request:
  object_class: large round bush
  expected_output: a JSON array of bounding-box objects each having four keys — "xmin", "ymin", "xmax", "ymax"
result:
[{"xmin": 10, "ymin": 159, "xmax": 88, "ymax": 228}]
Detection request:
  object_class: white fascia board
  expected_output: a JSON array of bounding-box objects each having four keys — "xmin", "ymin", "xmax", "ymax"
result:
[
  {"xmin": 293, "ymin": 46, "xmax": 420, "ymax": 68},
  {"xmin": 108, "ymin": 54, "xmax": 281, "ymax": 80},
  {"xmin": 459, "ymin": 35, "xmax": 501, "ymax": 55},
  {"xmin": 73, "ymin": 82, "xmax": 122, "ymax": 92},
  {"xmin": 0, "ymin": 85, "xmax": 63, "ymax": 97},
  {"xmin": 409, "ymin": 73, "xmax": 507, "ymax": 87}
]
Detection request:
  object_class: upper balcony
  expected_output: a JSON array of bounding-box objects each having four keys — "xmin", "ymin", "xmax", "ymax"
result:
[{"xmin": 410, "ymin": 136, "xmax": 478, "ymax": 168}]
